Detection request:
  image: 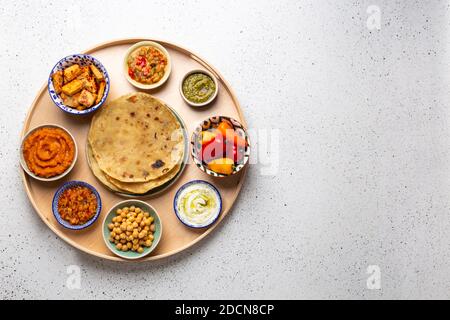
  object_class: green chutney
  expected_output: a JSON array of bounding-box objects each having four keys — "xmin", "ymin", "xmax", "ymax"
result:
[{"xmin": 182, "ymin": 73, "xmax": 216, "ymax": 104}]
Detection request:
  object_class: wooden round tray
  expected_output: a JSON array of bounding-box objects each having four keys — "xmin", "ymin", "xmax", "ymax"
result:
[{"xmin": 21, "ymin": 38, "xmax": 247, "ymax": 261}]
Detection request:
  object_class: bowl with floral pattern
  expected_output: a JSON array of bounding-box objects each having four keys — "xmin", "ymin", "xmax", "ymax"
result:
[{"xmin": 48, "ymin": 54, "xmax": 110, "ymax": 115}]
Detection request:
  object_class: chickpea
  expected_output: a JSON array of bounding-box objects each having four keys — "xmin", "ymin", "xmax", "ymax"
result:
[{"xmin": 109, "ymin": 206, "xmax": 157, "ymax": 255}]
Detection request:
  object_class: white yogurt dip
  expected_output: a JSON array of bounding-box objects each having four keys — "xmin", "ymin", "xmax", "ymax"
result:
[{"xmin": 174, "ymin": 181, "xmax": 221, "ymax": 228}]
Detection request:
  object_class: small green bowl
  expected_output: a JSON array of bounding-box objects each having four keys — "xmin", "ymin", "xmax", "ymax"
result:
[{"xmin": 102, "ymin": 199, "xmax": 162, "ymax": 260}]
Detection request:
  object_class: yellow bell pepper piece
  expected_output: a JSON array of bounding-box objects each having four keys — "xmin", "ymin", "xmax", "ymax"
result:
[{"xmin": 207, "ymin": 158, "xmax": 234, "ymax": 175}]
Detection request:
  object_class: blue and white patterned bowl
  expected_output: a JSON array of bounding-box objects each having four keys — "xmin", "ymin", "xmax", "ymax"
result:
[
  {"xmin": 52, "ymin": 181, "xmax": 102, "ymax": 230},
  {"xmin": 48, "ymin": 54, "xmax": 110, "ymax": 115}
]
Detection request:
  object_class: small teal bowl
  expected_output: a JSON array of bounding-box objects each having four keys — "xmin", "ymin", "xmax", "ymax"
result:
[
  {"xmin": 48, "ymin": 54, "xmax": 110, "ymax": 115},
  {"xmin": 52, "ymin": 181, "xmax": 102, "ymax": 230},
  {"xmin": 102, "ymin": 200, "xmax": 162, "ymax": 260}
]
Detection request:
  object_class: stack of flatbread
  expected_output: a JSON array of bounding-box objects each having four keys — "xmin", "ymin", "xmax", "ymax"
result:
[{"xmin": 87, "ymin": 92, "xmax": 185, "ymax": 195}]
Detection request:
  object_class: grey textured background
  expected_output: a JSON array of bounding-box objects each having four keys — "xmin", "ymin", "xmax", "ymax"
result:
[{"xmin": 1, "ymin": 0, "xmax": 450, "ymax": 299}]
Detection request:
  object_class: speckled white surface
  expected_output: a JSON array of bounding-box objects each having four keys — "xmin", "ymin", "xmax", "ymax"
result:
[{"xmin": 2, "ymin": 0, "xmax": 450, "ymax": 299}]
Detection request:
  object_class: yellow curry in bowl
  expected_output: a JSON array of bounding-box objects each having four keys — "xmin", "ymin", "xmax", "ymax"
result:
[{"xmin": 127, "ymin": 45, "xmax": 168, "ymax": 85}]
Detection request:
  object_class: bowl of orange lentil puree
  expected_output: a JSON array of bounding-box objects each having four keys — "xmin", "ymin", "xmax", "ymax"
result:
[
  {"xmin": 52, "ymin": 181, "xmax": 102, "ymax": 230},
  {"xmin": 20, "ymin": 124, "xmax": 77, "ymax": 181}
]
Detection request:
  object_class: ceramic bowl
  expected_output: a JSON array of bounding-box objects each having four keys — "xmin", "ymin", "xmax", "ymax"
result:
[
  {"xmin": 48, "ymin": 54, "xmax": 110, "ymax": 115},
  {"xmin": 179, "ymin": 69, "xmax": 219, "ymax": 107},
  {"xmin": 52, "ymin": 181, "xmax": 102, "ymax": 230},
  {"xmin": 191, "ymin": 116, "xmax": 251, "ymax": 177},
  {"xmin": 123, "ymin": 41, "xmax": 172, "ymax": 90},
  {"xmin": 102, "ymin": 200, "xmax": 162, "ymax": 260},
  {"xmin": 20, "ymin": 124, "xmax": 78, "ymax": 182},
  {"xmin": 173, "ymin": 180, "xmax": 222, "ymax": 228}
]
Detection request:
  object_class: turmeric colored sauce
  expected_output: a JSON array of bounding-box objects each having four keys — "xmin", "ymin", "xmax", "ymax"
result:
[
  {"xmin": 127, "ymin": 46, "xmax": 167, "ymax": 84},
  {"xmin": 23, "ymin": 127, "xmax": 75, "ymax": 178},
  {"xmin": 58, "ymin": 186, "xmax": 98, "ymax": 225}
]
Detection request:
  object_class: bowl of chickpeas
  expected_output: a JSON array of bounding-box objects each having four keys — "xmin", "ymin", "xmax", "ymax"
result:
[{"xmin": 102, "ymin": 199, "xmax": 162, "ymax": 260}]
